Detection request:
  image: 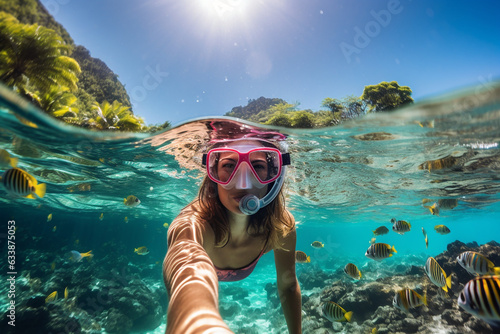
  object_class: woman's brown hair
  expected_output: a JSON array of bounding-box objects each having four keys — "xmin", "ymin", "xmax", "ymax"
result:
[{"xmin": 195, "ymin": 174, "xmax": 294, "ymax": 251}]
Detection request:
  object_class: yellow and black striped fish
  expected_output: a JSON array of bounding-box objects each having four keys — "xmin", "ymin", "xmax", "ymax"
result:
[
  {"xmin": 457, "ymin": 251, "xmax": 500, "ymax": 276},
  {"xmin": 365, "ymin": 243, "xmax": 397, "ymax": 261},
  {"xmin": 458, "ymin": 275, "xmax": 500, "ymax": 328},
  {"xmin": 322, "ymin": 301, "xmax": 353, "ymax": 322},
  {"xmin": 344, "ymin": 263, "xmax": 362, "ymax": 280},
  {"xmin": 393, "ymin": 288, "xmax": 427, "ymax": 312},
  {"xmin": 295, "ymin": 251, "xmax": 311, "ymax": 263},
  {"xmin": 425, "ymin": 257, "xmax": 452, "ymax": 292},
  {"xmin": 391, "ymin": 219, "xmax": 411, "ymax": 235},
  {"xmin": 434, "ymin": 225, "xmax": 451, "ymax": 235},
  {"xmin": 1, "ymin": 168, "xmax": 46, "ymax": 199}
]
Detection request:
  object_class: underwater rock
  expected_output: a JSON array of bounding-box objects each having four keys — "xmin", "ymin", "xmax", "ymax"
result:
[
  {"xmin": 220, "ymin": 285, "xmax": 249, "ymax": 300},
  {"xmin": 219, "ymin": 301, "xmax": 241, "ymax": 319},
  {"xmin": 0, "ymin": 305, "xmax": 50, "ymax": 334},
  {"xmin": 353, "ymin": 132, "xmax": 396, "ymax": 141},
  {"xmin": 26, "ymin": 295, "xmax": 46, "ymax": 308},
  {"xmin": 298, "ymin": 265, "xmax": 336, "ymax": 290},
  {"xmin": 102, "ymin": 307, "xmax": 133, "ymax": 333},
  {"xmin": 265, "ymin": 282, "xmax": 281, "ymax": 308},
  {"xmin": 299, "ymin": 240, "xmax": 500, "ymax": 334}
]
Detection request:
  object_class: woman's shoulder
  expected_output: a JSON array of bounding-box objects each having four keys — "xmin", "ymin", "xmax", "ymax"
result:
[{"xmin": 170, "ymin": 201, "xmax": 215, "ymax": 247}]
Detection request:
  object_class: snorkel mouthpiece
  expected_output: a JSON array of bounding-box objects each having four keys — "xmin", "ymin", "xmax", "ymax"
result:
[
  {"xmin": 239, "ymin": 194, "xmax": 261, "ymax": 215},
  {"xmin": 239, "ymin": 169, "xmax": 286, "ymax": 215}
]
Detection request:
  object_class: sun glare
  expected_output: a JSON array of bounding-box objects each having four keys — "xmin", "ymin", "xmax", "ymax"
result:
[{"xmin": 199, "ymin": 0, "xmax": 249, "ymax": 20}]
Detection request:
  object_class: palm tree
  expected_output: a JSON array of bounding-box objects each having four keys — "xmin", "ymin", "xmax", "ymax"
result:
[
  {"xmin": 0, "ymin": 12, "xmax": 81, "ymax": 97},
  {"xmin": 91, "ymin": 100, "xmax": 144, "ymax": 131},
  {"xmin": 37, "ymin": 86, "xmax": 79, "ymax": 118}
]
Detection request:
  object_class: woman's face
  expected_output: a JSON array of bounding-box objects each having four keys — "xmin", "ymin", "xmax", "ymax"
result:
[{"xmin": 216, "ymin": 141, "xmax": 269, "ymax": 215}]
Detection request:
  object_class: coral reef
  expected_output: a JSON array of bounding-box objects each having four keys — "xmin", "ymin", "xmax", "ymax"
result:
[
  {"xmin": 0, "ymin": 244, "xmax": 167, "ymax": 334},
  {"xmin": 296, "ymin": 240, "xmax": 499, "ymax": 333}
]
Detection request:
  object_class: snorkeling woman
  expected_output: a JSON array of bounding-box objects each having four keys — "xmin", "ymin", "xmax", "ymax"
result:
[{"xmin": 163, "ymin": 136, "xmax": 301, "ymax": 333}]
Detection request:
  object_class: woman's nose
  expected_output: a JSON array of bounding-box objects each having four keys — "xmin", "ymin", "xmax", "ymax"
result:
[{"xmin": 234, "ymin": 163, "xmax": 254, "ymax": 189}]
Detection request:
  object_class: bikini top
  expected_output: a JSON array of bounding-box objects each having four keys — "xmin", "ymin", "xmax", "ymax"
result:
[{"xmin": 214, "ymin": 240, "xmax": 268, "ymax": 282}]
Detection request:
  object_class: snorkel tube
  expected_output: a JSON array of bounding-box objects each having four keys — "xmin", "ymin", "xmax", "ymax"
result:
[{"xmin": 239, "ymin": 167, "xmax": 286, "ymax": 215}]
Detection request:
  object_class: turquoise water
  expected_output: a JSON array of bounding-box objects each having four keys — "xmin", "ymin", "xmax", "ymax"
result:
[{"xmin": 1, "ymin": 82, "xmax": 500, "ymax": 333}]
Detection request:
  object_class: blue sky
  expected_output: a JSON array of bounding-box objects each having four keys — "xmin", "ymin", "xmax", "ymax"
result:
[{"xmin": 43, "ymin": 0, "xmax": 500, "ymax": 125}]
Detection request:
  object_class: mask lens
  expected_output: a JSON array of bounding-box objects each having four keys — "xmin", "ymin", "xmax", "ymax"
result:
[
  {"xmin": 206, "ymin": 148, "xmax": 282, "ymax": 185},
  {"xmin": 249, "ymin": 150, "xmax": 280, "ymax": 182},
  {"xmin": 208, "ymin": 150, "xmax": 240, "ymax": 183}
]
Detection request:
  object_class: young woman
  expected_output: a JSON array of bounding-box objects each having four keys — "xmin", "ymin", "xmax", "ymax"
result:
[{"xmin": 163, "ymin": 137, "xmax": 301, "ymax": 334}]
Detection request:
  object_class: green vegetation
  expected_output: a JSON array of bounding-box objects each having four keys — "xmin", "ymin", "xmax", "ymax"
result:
[
  {"xmin": 0, "ymin": 1, "xmax": 170, "ymax": 133},
  {"xmin": 224, "ymin": 83, "xmax": 412, "ymax": 128},
  {"xmin": 361, "ymin": 81, "xmax": 413, "ymax": 112},
  {"xmin": 0, "ymin": 13, "xmax": 80, "ymax": 99}
]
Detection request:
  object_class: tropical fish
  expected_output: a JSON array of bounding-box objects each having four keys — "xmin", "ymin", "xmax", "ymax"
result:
[
  {"xmin": 365, "ymin": 243, "xmax": 397, "ymax": 261},
  {"xmin": 434, "ymin": 225, "xmax": 450, "ymax": 235},
  {"xmin": 369, "ymin": 237, "xmax": 376, "ymax": 244},
  {"xmin": 0, "ymin": 168, "xmax": 46, "ymax": 199},
  {"xmin": 423, "ymin": 198, "xmax": 458, "ymax": 210},
  {"xmin": 437, "ymin": 199, "xmax": 458, "ymax": 210},
  {"xmin": 456, "ymin": 251, "xmax": 500, "ymax": 276},
  {"xmin": 295, "ymin": 251, "xmax": 311, "ymax": 263},
  {"xmin": 124, "ymin": 216, "xmax": 129, "ymax": 223},
  {"xmin": 134, "ymin": 246, "xmax": 149, "ymax": 255},
  {"xmin": 47, "ymin": 213, "xmax": 53, "ymax": 222},
  {"xmin": 45, "ymin": 291, "xmax": 58, "ymax": 303},
  {"xmin": 52, "ymin": 226, "xmax": 57, "ymax": 232},
  {"xmin": 311, "ymin": 241, "xmax": 324, "ymax": 249},
  {"xmin": 458, "ymin": 275, "xmax": 500, "ymax": 328},
  {"xmin": 124, "ymin": 195, "xmax": 140, "ymax": 207},
  {"xmin": 428, "ymin": 202, "xmax": 440, "ymax": 216},
  {"xmin": 0, "ymin": 149, "xmax": 18, "ymax": 168},
  {"xmin": 393, "ymin": 288, "xmax": 427, "ymax": 312},
  {"xmin": 64, "ymin": 287, "xmax": 68, "ymax": 299},
  {"xmin": 415, "ymin": 120, "xmax": 434, "ymax": 128},
  {"xmin": 163, "ymin": 222, "xmax": 169, "ymax": 229},
  {"xmin": 372, "ymin": 328, "xmax": 378, "ymax": 334},
  {"xmin": 322, "ymin": 301, "xmax": 353, "ymax": 322},
  {"xmin": 68, "ymin": 250, "xmax": 93, "ymax": 262},
  {"xmin": 99, "ymin": 213, "xmax": 104, "ymax": 221},
  {"xmin": 422, "ymin": 227, "xmax": 428, "ymax": 249},
  {"xmin": 372, "ymin": 226, "xmax": 389, "ymax": 236},
  {"xmin": 391, "ymin": 219, "xmax": 411, "ymax": 235},
  {"xmin": 425, "ymin": 257, "xmax": 452, "ymax": 292},
  {"xmin": 344, "ymin": 263, "xmax": 362, "ymax": 280}
]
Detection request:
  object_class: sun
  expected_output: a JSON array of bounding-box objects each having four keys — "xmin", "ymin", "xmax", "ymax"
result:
[{"xmin": 198, "ymin": 0, "xmax": 249, "ymax": 20}]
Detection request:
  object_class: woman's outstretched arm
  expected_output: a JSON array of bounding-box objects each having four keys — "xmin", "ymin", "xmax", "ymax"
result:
[
  {"xmin": 163, "ymin": 213, "xmax": 233, "ymax": 334},
  {"xmin": 274, "ymin": 223, "xmax": 302, "ymax": 334}
]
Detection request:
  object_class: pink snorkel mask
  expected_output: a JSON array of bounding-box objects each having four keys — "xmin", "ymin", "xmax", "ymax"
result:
[{"xmin": 202, "ymin": 139, "xmax": 291, "ymax": 215}]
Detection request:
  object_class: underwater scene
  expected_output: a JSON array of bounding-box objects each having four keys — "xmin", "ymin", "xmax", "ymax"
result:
[{"xmin": 1, "ymin": 81, "xmax": 500, "ymax": 334}]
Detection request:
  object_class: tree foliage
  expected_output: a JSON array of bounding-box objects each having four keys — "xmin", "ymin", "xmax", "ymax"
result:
[
  {"xmin": 290, "ymin": 110, "xmax": 315, "ymax": 128},
  {"xmin": 0, "ymin": 4, "xmax": 161, "ymax": 132},
  {"xmin": 0, "ymin": 12, "xmax": 81, "ymax": 97},
  {"xmin": 89, "ymin": 100, "xmax": 144, "ymax": 131},
  {"xmin": 0, "ymin": 0, "xmax": 73, "ymax": 44},
  {"xmin": 71, "ymin": 46, "xmax": 131, "ymax": 108},
  {"xmin": 225, "ymin": 97, "xmax": 286, "ymax": 120},
  {"xmin": 361, "ymin": 81, "xmax": 413, "ymax": 112}
]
